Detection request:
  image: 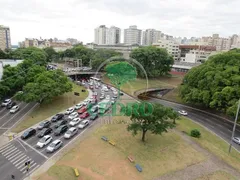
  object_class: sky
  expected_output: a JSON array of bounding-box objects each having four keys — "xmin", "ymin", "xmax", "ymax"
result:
[{"xmin": 1, "ymin": 0, "xmax": 240, "ymax": 45}]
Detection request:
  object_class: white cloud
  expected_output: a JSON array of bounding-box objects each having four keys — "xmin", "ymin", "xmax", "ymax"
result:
[{"xmin": 0, "ymin": 0, "xmax": 240, "ymax": 44}]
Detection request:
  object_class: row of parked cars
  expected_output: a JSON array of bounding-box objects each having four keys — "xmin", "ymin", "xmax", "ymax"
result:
[{"xmin": 1, "ymin": 99, "xmax": 20, "ymax": 113}]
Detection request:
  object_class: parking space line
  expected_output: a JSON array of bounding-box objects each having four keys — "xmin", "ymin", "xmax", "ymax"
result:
[
  {"xmin": 16, "ymin": 157, "xmax": 31, "ymax": 169},
  {"xmin": 0, "ymin": 143, "xmax": 13, "ymax": 151},
  {"xmin": 7, "ymin": 151, "xmax": 22, "ymax": 160},
  {"xmin": 12, "ymin": 155, "xmax": 27, "ymax": 165},
  {"xmin": 0, "ymin": 111, "xmax": 10, "ymax": 120},
  {"xmin": 5, "ymin": 149, "xmax": 21, "ymax": 159},
  {"xmin": 0, "ymin": 108, "xmax": 6, "ymax": 113},
  {"xmin": 18, "ymin": 138, "xmax": 48, "ymax": 159},
  {"xmin": 0, "ymin": 145, "xmax": 15, "ymax": 153},
  {"xmin": 2, "ymin": 147, "xmax": 17, "ymax": 156}
]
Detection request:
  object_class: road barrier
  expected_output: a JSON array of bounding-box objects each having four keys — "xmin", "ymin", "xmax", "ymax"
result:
[{"xmin": 74, "ymin": 168, "xmax": 79, "ymax": 177}]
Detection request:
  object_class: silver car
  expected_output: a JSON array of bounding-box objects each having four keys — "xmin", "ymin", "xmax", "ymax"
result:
[
  {"xmin": 10, "ymin": 105, "xmax": 19, "ymax": 113},
  {"xmin": 46, "ymin": 139, "xmax": 63, "ymax": 153},
  {"xmin": 64, "ymin": 127, "xmax": 78, "ymax": 139},
  {"xmin": 232, "ymin": 137, "xmax": 240, "ymax": 145}
]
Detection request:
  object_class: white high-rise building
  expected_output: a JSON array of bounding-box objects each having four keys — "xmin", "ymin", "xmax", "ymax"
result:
[
  {"xmin": 106, "ymin": 26, "xmax": 121, "ymax": 45},
  {"xmin": 94, "ymin": 25, "xmax": 108, "ymax": 45},
  {"xmin": 124, "ymin": 25, "xmax": 142, "ymax": 45},
  {"xmin": 142, "ymin": 29, "xmax": 162, "ymax": 46},
  {"xmin": 0, "ymin": 25, "xmax": 11, "ymax": 50}
]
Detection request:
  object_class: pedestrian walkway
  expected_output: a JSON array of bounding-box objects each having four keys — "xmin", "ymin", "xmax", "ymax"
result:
[{"xmin": 0, "ymin": 143, "xmax": 40, "ymax": 175}]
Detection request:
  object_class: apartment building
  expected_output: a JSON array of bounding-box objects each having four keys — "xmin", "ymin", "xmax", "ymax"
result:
[
  {"xmin": 107, "ymin": 26, "xmax": 121, "ymax": 45},
  {"xmin": 201, "ymin": 34, "xmax": 231, "ymax": 51},
  {"xmin": 142, "ymin": 29, "xmax": 161, "ymax": 46},
  {"xmin": 0, "ymin": 25, "xmax": 11, "ymax": 50},
  {"xmin": 94, "ymin": 25, "xmax": 108, "ymax": 45},
  {"xmin": 124, "ymin": 25, "xmax": 142, "ymax": 45},
  {"xmin": 152, "ymin": 39, "xmax": 180, "ymax": 61}
]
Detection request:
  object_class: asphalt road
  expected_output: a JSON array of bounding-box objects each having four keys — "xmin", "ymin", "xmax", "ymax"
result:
[
  {"xmin": 0, "ymin": 82, "xmax": 116, "ymax": 180},
  {"xmin": 148, "ymin": 97, "xmax": 240, "ymax": 151},
  {"xmin": 0, "ymin": 102, "xmax": 37, "ymax": 135}
]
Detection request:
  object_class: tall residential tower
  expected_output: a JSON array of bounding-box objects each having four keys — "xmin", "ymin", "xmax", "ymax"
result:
[
  {"xmin": 0, "ymin": 25, "xmax": 11, "ymax": 50},
  {"xmin": 124, "ymin": 25, "xmax": 142, "ymax": 45}
]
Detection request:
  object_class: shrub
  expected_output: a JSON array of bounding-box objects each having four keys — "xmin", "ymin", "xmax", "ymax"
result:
[{"xmin": 190, "ymin": 129, "xmax": 201, "ymax": 138}]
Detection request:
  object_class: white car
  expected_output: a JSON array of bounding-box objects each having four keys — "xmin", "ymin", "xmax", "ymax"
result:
[
  {"xmin": 83, "ymin": 100, "xmax": 89, "ymax": 106},
  {"xmin": 68, "ymin": 112, "xmax": 78, "ymax": 120},
  {"xmin": 46, "ymin": 139, "xmax": 63, "ymax": 153},
  {"xmin": 69, "ymin": 118, "xmax": 81, "ymax": 126},
  {"xmin": 1, "ymin": 99, "xmax": 11, "ymax": 107},
  {"xmin": 10, "ymin": 105, "xmax": 19, "ymax": 113},
  {"xmin": 64, "ymin": 127, "xmax": 78, "ymax": 139},
  {"xmin": 65, "ymin": 107, "xmax": 74, "ymax": 115},
  {"xmin": 106, "ymin": 95, "xmax": 110, "ymax": 100},
  {"xmin": 75, "ymin": 103, "xmax": 83, "ymax": 110},
  {"xmin": 104, "ymin": 88, "xmax": 109, "ymax": 92},
  {"xmin": 232, "ymin": 137, "xmax": 240, "ymax": 145},
  {"xmin": 93, "ymin": 92, "xmax": 98, "ymax": 96},
  {"xmin": 36, "ymin": 135, "xmax": 53, "ymax": 148},
  {"xmin": 178, "ymin": 110, "xmax": 188, "ymax": 116},
  {"xmin": 100, "ymin": 96, "xmax": 105, "ymax": 100},
  {"xmin": 113, "ymin": 91, "xmax": 118, "ymax": 95},
  {"xmin": 78, "ymin": 120, "xmax": 90, "ymax": 129}
]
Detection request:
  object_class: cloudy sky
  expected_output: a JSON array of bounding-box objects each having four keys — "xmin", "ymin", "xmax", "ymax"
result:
[{"xmin": 1, "ymin": 0, "xmax": 240, "ymax": 44}]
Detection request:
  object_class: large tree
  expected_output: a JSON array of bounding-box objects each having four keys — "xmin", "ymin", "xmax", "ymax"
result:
[
  {"xmin": 125, "ymin": 102, "xmax": 178, "ymax": 142},
  {"xmin": 180, "ymin": 51, "xmax": 240, "ymax": 118},
  {"xmin": 16, "ymin": 69, "xmax": 72, "ymax": 103},
  {"xmin": 130, "ymin": 46, "xmax": 174, "ymax": 78},
  {"xmin": 43, "ymin": 47, "xmax": 58, "ymax": 62}
]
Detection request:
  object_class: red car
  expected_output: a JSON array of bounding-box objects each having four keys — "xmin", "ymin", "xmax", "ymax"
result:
[
  {"xmin": 78, "ymin": 106, "xmax": 87, "ymax": 114},
  {"xmin": 80, "ymin": 112, "xmax": 89, "ymax": 119},
  {"xmin": 92, "ymin": 95, "xmax": 97, "ymax": 99}
]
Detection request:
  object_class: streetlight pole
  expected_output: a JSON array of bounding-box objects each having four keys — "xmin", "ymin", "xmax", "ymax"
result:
[{"xmin": 229, "ymin": 99, "xmax": 240, "ymax": 153}]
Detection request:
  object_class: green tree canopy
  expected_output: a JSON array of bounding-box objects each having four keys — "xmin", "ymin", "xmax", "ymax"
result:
[
  {"xmin": 43, "ymin": 47, "xmax": 58, "ymax": 62},
  {"xmin": 180, "ymin": 51, "xmax": 240, "ymax": 118},
  {"xmin": 105, "ymin": 61, "xmax": 137, "ymax": 91},
  {"xmin": 130, "ymin": 46, "xmax": 174, "ymax": 78},
  {"xmin": 125, "ymin": 103, "xmax": 178, "ymax": 142}
]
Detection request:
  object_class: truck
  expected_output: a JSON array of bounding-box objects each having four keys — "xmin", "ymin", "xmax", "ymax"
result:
[{"xmin": 98, "ymin": 99, "xmax": 111, "ymax": 114}]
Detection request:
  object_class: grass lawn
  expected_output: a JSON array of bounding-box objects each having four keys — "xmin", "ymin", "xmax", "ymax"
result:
[
  {"xmin": 176, "ymin": 117, "xmax": 240, "ymax": 172},
  {"xmin": 12, "ymin": 83, "xmax": 88, "ymax": 133},
  {"xmin": 195, "ymin": 170, "xmax": 237, "ymax": 180},
  {"xmin": 37, "ymin": 116, "xmax": 206, "ymax": 180},
  {"xmin": 103, "ymin": 75, "xmax": 183, "ymax": 96}
]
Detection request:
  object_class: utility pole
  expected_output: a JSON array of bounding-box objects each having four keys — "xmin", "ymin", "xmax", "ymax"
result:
[{"xmin": 229, "ymin": 99, "xmax": 240, "ymax": 153}]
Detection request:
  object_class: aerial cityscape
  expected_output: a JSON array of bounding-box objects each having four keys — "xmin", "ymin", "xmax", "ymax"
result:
[{"xmin": 1, "ymin": 0, "xmax": 240, "ymax": 180}]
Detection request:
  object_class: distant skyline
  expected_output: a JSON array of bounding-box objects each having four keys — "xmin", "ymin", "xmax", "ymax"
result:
[{"xmin": 1, "ymin": 0, "xmax": 240, "ymax": 44}]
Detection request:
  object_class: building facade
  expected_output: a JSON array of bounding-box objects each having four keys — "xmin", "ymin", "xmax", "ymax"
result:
[
  {"xmin": 142, "ymin": 29, "xmax": 161, "ymax": 46},
  {"xmin": 94, "ymin": 25, "xmax": 108, "ymax": 45},
  {"xmin": 124, "ymin": 25, "xmax": 142, "ymax": 45},
  {"xmin": 106, "ymin": 26, "xmax": 121, "ymax": 45},
  {"xmin": 152, "ymin": 39, "xmax": 180, "ymax": 61},
  {"xmin": 0, "ymin": 25, "xmax": 11, "ymax": 51}
]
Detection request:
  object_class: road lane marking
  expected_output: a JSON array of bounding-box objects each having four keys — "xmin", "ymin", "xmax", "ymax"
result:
[
  {"xmin": 7, "ymin": 150, "xmax": 22, "ymax": 160},
  {"xmin": 2, "ymin": 147, "xmax": 17, "ymax": 156},
  {"xmin": 0, "ymin": 143, "xmax": 13, "ymax": 151},
  {"xmin": 18, "ymin": 138, "xmax": 48, "ymax": 159},
  {"xmin": 16, "ymin": 138, "xmax": 27, "ymax": 152},
  {"xmin": 209, "ymin": 125, "xmax": 215, "ymax": 129},
  {"xmin": 0, "ymin": 102, "xmax": 27, "ymax": 127},
  {"xmin": 12, "ymin": 154, "xmax": 27, "ymax": 165},
  {"xmin": 10, "ymin": 152, "xmax": 25, "ymax": 162},
  {"xmin": 0, "ymin": 111, "xmax": 10, "ymax": 121},
  {"xmin": 0, "ymin": 145, "xmax": 15, "ymax": 153},
  {"xmin": 24, "ymin": 164, "xmax": 40, "ymax": 175},
  {"xmin": 5, "ymin": 149, "xmax": 21, "ymax": 158},
  {"xmin": 0, "ymin": 107, "xmax": 6, "ymax": 113},
  {"xmin": 20, "ymin": 162, "xmax": 36, "ymax": 172},
  {"xmin": 16, "ymin": 157, "xmax": 30, "ymax": 169}
]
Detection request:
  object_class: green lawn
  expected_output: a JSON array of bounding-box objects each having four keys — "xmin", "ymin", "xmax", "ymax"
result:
[
  {"xmin": 12, "ymin": 83, "xmax": 88, "ymax": 133},
  {"xmin": 195, "ymin": 170, "xmax": 237, "ymax": 180},
  {"xmin": 177, "ymin": 117, "xmax": 240, "ymax": 172},
  {"xmin": 47, "ymin": 165, "xmax": 78, "ymax": 180}
]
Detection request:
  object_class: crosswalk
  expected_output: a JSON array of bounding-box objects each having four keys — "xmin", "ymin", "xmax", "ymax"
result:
[{"xmin": 0, "ymin": 143, "xmax": 40, "ymax": 175}]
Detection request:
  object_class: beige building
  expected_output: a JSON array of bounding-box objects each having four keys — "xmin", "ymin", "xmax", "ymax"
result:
[
  {"xmin": 201, "ymin": 34, "xmax": 231, "ymax": 51},
  {"xmin": 142, "ymin": 29, "xmax": 162, "ymax": 46},
  {"xmin": 0, "ymin": 25, "xmax": 11, "ymax": 50},
  {"xmin": 124, "ymin": 25, "xmax": 142, "ymax": 45},
  {"xmin": 152, "ymin": 39, "xmax": 180, "ymax": 61},
  {"xmin": 94, "ymin": 25, "xmax": 108, "ymax": 45}
]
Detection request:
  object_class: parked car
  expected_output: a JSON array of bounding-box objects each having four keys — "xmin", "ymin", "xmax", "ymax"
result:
[
  {"xmin": 78, "ymin": 106, "xmax": 87, "ymax": 114},
  {"xmin": 100, "ymin": 95, "xmax": 105, "ymax": 100},
  {"xmin": 54, "ymin": 125, "xmax": 68, "ymax": 136},
  {"xmin": 65, "ymin": 107, "xmax": 74, "ymax": 115},
  {"xmin": 232, "ymin": 137, "xmax": 240, "ymax": 145},
  {"xmin": 83, "ymin": 100, "xmax": 88, "ymax": 106},
  {"xmin": 80, "ymin": 112, "xmax": 89, "ymax": 119},
  {"xmin": 54, "ymin": 119, "xmax": 68, "ymax": 129},
  {"xmin": 78, "ymin": 120, "xmax": 90, "ymax": 129},
  {"xmin": 90, "ymin": 113, "xmax": 98, "ymax": 120},
  {"xmin": 178, "ymin": 110, "xmax": 188, "ymax": 116},
  {"xmin": 51, "ymin": 113, "xmax": 64, "ymax": 122},
  {"xmin": 36, "ymin": 135, "xmax": 53, "ymax": 148},
  {"xmin": 46, "ymin": 139, "xmax": 63, "ymax": 153},
  {"xmin": 21, "ymin": 128, "xmax": 36, "ymax": 139},
  {"xmin": 106, "ymin": 95, "xmax": 110, "ymax": 100},
  {"xmin": 91, "ymin": 106, "xmax": 98, "ymax": 113},
  {"xmin": 68, "ymin": 112, "xmax": 78, "ymax": 120},
  {"xmin": 69, "ymin": 118, "xmax": 81, "ymax": 126},
  {"xmin": 93, "ymin": 92, "xmax": 98, "ymax": 96},
  {"xmin": 64, "ymin": 127, "xmax": 78, "ymax": 139},
  {"xmin": 1, "ymin": 99, "xmax": 11, "ymax": 107},
  {"xmin": 38, "ymin": 120, "xmax": 51, "ymax": 130},
  {"xmin": 6, "ymin": 102, "xmax": 16, "ymax": 109},
  {"xmin": 75, "ymin": 103, "xmax": 83, "ymax": 110},
  {"xmin": 10, "ymin": 105, "xmax": 19, "ymax": 113},
  {"xmin": 37, "ymin": 128, "xmax": 53, "ymax": 138}
]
